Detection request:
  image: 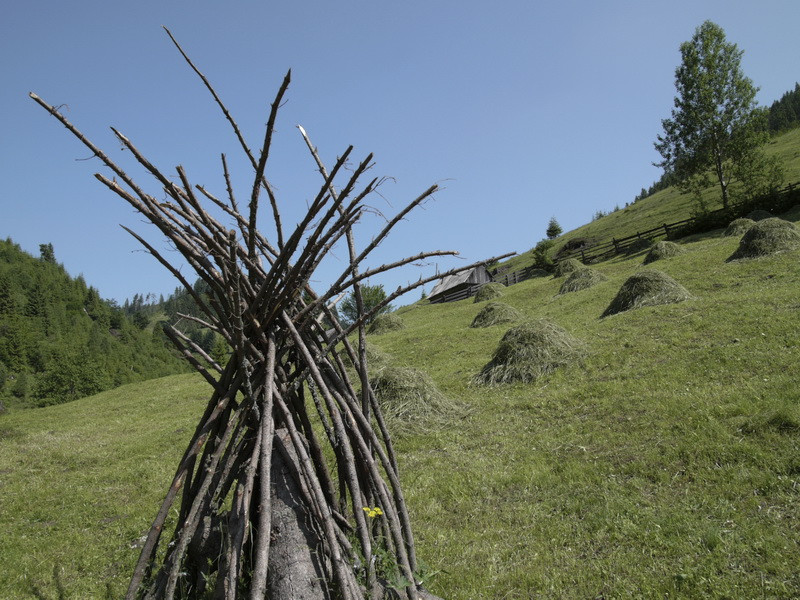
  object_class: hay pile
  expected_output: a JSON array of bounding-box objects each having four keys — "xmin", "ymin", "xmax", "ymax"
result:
[
  {"xmin": 746, "ymin": 209, "xmax": 773, "ymax": 222},
  {"xmin": 369, "ymin": 365, "xmax": 464, "ymax": 433},
  {"xmin": 602, "ymin": 270, "xmax": 691, "ymax": 317},
  {"xmin": 558, "ymin": 267, "xmax": 607, "ymax": 294},
  {"xmin": 624, "ymin": 237, "xmax": 654, "ymax": 255},
  {"xmin": 473, "ymin": 282, "xmax": 506, "ymax": 303},
  {"xmin": 643, "ymin": 240, "xmax": 684, "ymax": 265},
  {"xmin": 553, "ymin": 258, "xmax": 584, "ymax": 278},
  {"xmin": 367, "ymin": 312, "xmax": 404, "ymax": 335},
  {"xmin": 723, "ymin": 218, "xmax": 755, "ymax": 237},
  {"xmin": 344, "ymin": 343, "xmax": 392, "ymax": 371},
  {"xmin": 474, "ymin": 319, "xmax": 586, "ymax": 385},
  {"xmin": 727, "ymin": 218, "xmax": 800, "ymax": 261},
  {"xmin": 470, "ymin": 301, "xmax": 521, "ymax": 328}
]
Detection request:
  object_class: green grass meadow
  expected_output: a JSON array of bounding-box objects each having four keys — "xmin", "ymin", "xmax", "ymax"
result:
[
  {"xmin": 386, "ymin": 220, "xmax": 800, "ymax": 598},
  {"xmin": 2, "ymin": 130, "xmax": 800, "ymax": 598},
  {"xmin": 4, "ymin": 211, "xmax": 799, "ymax": 598},
  {"xmin": 0, "ymin": 376, "xmax": 208, "ymax": 598}
]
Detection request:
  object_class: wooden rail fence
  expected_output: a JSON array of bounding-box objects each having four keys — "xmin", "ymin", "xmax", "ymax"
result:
[{"xmin": 488, "ymin": 181, "xmax": 800, "ymax": 291}]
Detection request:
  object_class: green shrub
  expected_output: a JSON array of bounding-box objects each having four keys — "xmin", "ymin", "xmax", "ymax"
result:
[{"xmin": 531, "ymin": 239, "xmax": 556, "ymax": 271}]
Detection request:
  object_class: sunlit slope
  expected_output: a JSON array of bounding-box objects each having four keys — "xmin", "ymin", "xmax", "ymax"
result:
[
  {"xmin": 0, "ymin": 374, "xmax": 208, "ymax": 598},
  {"xmin": 382, "ymin": 209, "xmax": 800, "ymax": 598},
  {"xmin": 503, "ymin": 127, "xmax": 800, "ymax": 274},
  {"xmin": 2, "ymin": 204, "xmax": 800, "ymax": 597}
]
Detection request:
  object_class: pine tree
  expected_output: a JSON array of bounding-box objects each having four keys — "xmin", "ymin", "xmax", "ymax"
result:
[
  {"xmin": 39, "ymin": 243, "xmax": 55, "ymax": 264},
  {"xmin": 546, "ymin": 217, "xmax": 563, "ymax": 239}
]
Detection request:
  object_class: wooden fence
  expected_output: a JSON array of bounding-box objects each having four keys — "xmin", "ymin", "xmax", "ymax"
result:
[
  {"xmin": 429, "ymin": 182, "xmax": 799, "ymax": 303},
  {"xmin": 490, "ymin": 266, "xmax": 546, "ymax": 287},
  {"xmin": 493, "ymin": 181, "xmax": 800, "ymax": 289},
  {"xmin": 428, "ymin": 283, "xmax": 485, "ymax": 304}
]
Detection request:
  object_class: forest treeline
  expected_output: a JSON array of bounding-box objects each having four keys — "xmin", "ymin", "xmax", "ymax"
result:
[
  {"xmin": 122, "ymin": 279, "xmax": 229, "ymax": 366},
  {"xmin": 0, "ymin": 239, "xmax": 188, "ymax": 409}
]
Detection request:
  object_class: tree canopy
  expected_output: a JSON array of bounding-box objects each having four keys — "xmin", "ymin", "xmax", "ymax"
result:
[
  {"xmin": 0, "ymin": 238, "xmax": 186, "ymax": 408},
  {"xmin": 654, "ymin": 21, "xmax": 782, "ymax": 209},
  {"xmin": 339, "ymin": 283, "xmax": 394, "ymax": 326}
]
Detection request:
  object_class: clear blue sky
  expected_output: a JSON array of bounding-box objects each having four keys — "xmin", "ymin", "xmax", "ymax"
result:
[{"xmin": 2, "ymin": 1, "xmax": 798, "ymax": 305}]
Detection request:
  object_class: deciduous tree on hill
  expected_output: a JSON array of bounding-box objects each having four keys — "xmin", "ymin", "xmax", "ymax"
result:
[
  {"xmin": 339, "ymin": 283, "xmax": 394, "ymax": 326},
  {"xmin": 654, "ymin": 20, "xmax": 783, "ymax": 210}
]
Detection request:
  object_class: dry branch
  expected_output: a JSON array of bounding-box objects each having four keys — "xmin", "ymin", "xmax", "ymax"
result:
[{"xmin": 31, "ymin": 28, "xmax": 463, "ymax": 600}]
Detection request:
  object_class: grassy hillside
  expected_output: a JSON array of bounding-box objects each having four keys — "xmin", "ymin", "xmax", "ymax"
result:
[
  {"xmin": 2, "ymin": 202, "xmax": 800, "ymax": 597},
  {"xmin": 502, "ymin": 127, "xmax": 800, "ymax": 274},
  {"xmin": 0, "ymin": 375, "xmax": 208, "ymax": 597}
]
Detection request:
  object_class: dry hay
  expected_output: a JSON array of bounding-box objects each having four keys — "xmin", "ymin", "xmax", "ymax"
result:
[
  {"xmin": 558, "ymin": 267, "xmax": 607, "ymax": 294},
  {"xmin": 528, "ymin": 268, "xmax": 550, "ymax": 278},
  {"xmin": 553, "ymin": 258, "xmax": 584, "ymax": 278},
  {"xmin": 369, "ymin": 365, "xmax": 465, "ymax": 433},
  {"xmin": 727, "ymin": 217, "xmax": 800, "ymax": 261},
  {"xmin": 643, "ymin": 240, "xmax": 684, "ymax": 265},
  {"xmin": 624, "ymin": 237, "xmax": 654, "ymax": 255},
  {"xmin": 746, "ymin": 209, "xmax": 773, "ymax": 222},
  {"xmin": 470, "ymin": 301, "xmax": 522, "ymax": 328},
  {"xmin": 367, "ymin": 312, "xmax": 404, "ymax": 335},
  {"xmin": 344, "ymin": 342, "xmax": 392, "ymax": 372},
  {"xmin": 474, "ymin": 319, "xmax": 586, "ymax": 385},
  {"xmin": 602, "ymin": 270, "xmax": 691, "ymax": 317},
  {"xmin": 473, "ymin": 282, "xmax": 506, "ymax": 303},
  {"xmin": 723, "ymin": 218, "xmax": 755, "ymax": 237},
  {"xmin": 554, "ymin": 236, "xmax": 597, "ymax": 260}
]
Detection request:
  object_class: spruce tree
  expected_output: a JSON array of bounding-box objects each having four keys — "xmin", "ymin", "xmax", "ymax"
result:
[{"xmin": 546, "ymin": 217, "xmax": 563, "ymax": 239}]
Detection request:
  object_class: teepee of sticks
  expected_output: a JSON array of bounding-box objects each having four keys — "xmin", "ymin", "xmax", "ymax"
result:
[{"xmin": 32, "ymin": 29, "xmax": 511, "ymax": 600}]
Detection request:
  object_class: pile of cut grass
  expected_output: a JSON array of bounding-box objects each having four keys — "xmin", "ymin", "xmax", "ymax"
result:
[
  {"xmin": 624, "ymin": 237, "xmax": 653, "ymax": 255},
  {"xmin": 553, "ymin": 258, "xmax": 583, "ymax": 278},
  {"xmin": 367, "ymin": 312, "xmax": 404, "ymax": 335},
  {"xmin": 642, "ymin": 240, "xmax": 684, "ymax": 265},
  {"xmin": 474, "ymin": 319, "xmax": 586, "ymax": 385},
  {"xmin": 746, "ymin": 209, "xmax": 773, "ymax": 221},
  {"xmin": 470, "ymin": 301, "xmax": 521, "ymax": 328},
  {"xmin": 473, "ymin": 282, "xmax": 505, "ymax": 303},
  {"xmin": 558, "ymin": 267, "xmax": 607, "ymax": 294},
  {"xmin": 369, "ymin": 365, "xmax": 466, "ymax": 433},
  {"xmin": 602, "ymin": 270, "xmax": 691, "ymax": 317},
  {"xmin": 723, "ymin": 218, "xmax": 755, "ymax": 237},
  {"xmin": 344, "ymin": 342, "xmax": 392, "ymax": 371},
  {"xmin": 727, "ymin": 217, "xmax": 800, "ymax": 261}
]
